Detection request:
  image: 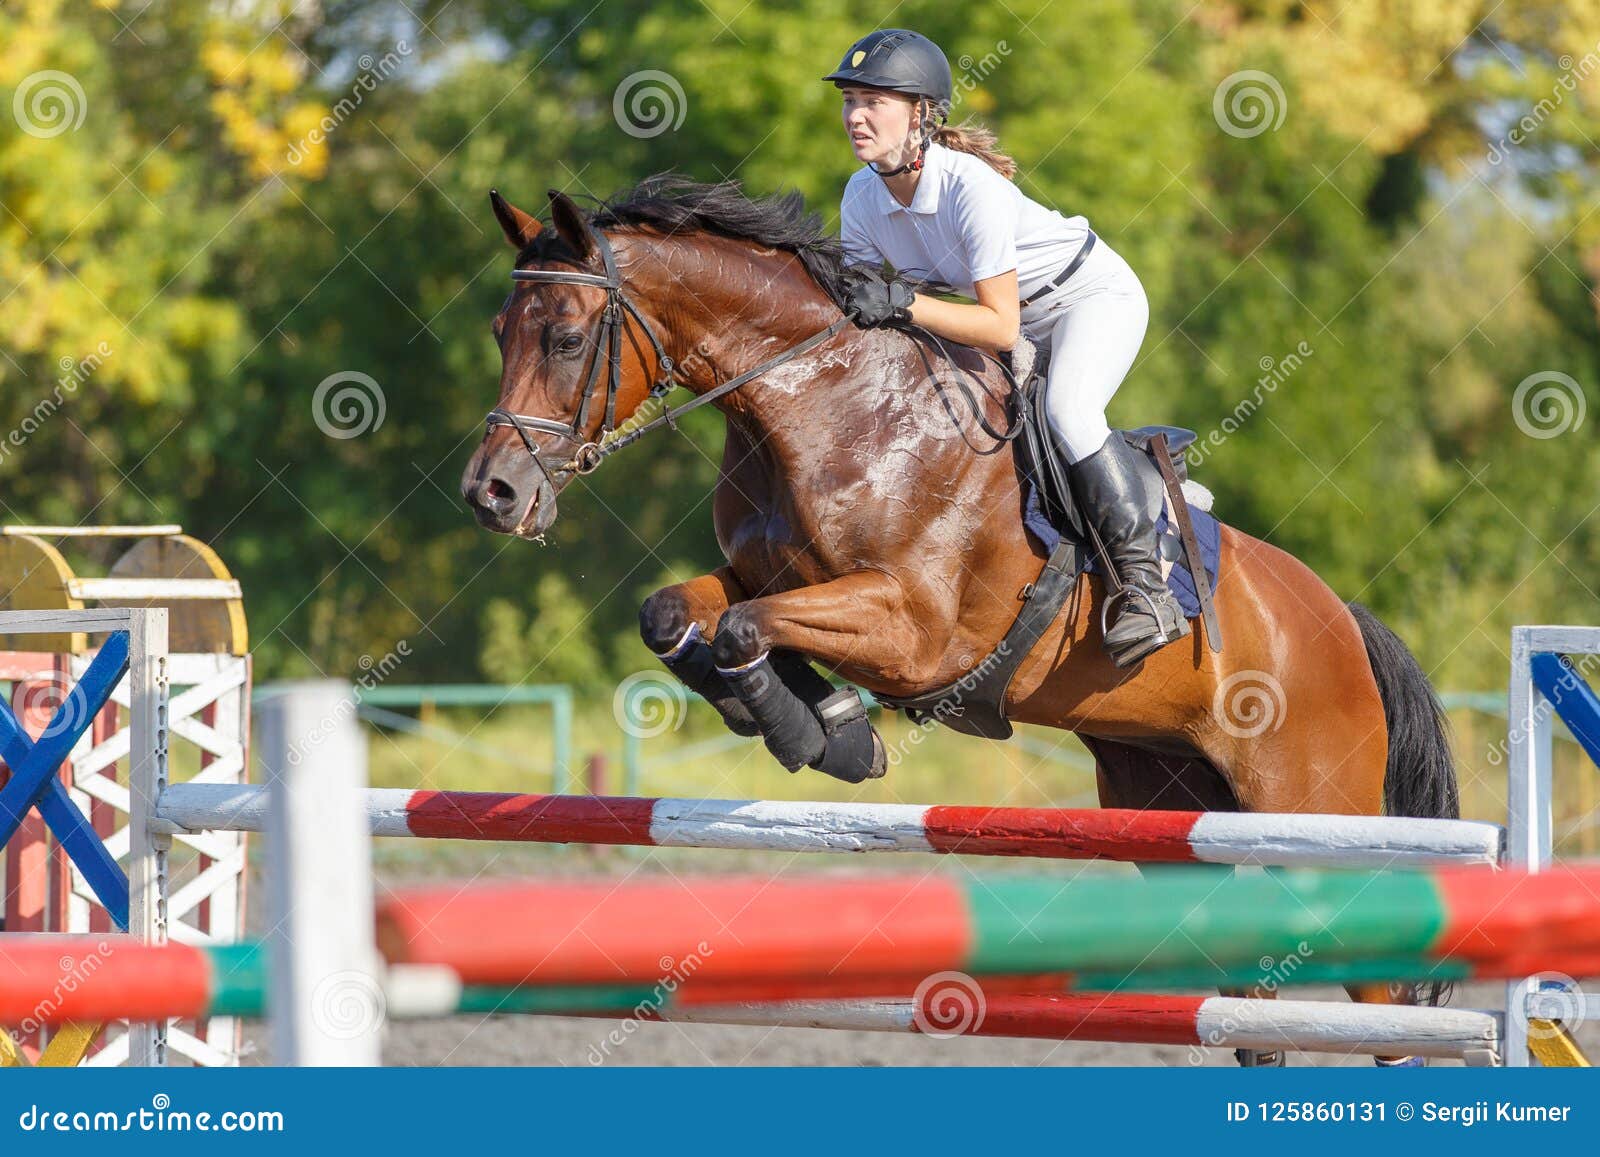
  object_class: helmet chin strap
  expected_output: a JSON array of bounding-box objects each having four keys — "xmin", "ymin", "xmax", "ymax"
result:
[{"xmin": 870, "ymin": 97, "xmax": 932, "ymax": 180}]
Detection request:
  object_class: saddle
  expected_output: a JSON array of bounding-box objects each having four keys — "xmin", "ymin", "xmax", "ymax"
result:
[{"xmin": 875, "ymin": 341, "xmax": 1222, "ymax": 740}]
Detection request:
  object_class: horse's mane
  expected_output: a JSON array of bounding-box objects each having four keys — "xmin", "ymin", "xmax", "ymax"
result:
[{"xmin": 524, "ymin": 173, "xmax": 851, "ymax": 311}]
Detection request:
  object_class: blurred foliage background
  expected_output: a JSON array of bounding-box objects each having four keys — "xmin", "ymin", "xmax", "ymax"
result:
[{"xmin": 2, "ymin": 0, "xmax": 1597, "ymax": 707}]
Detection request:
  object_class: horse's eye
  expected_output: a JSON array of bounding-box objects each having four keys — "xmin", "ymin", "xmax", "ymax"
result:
[{"xmin": 557, "ymin": 333, "xmax": 585, "ymax": 354}]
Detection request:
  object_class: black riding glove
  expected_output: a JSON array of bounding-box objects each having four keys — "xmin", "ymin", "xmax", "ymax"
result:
[{"xmin": 842, "ymin": 269, "xmax": 915, "ymax": 328}]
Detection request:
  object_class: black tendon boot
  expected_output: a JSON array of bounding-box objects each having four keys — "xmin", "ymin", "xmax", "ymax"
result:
[
  {"xmin": 1066, "ymin": 431, "xmax": 1190, "ymax": 667},
  {"xmin": 652, "ymin": 624, "xmax": 760, "ymax": 736},
  {"xmin": 768, "ymin": 653, "xmax": 885, "ymax": 784},
  {"xmin": 719, "ymin": 651, "xmax": 887, "ymax": 783}
]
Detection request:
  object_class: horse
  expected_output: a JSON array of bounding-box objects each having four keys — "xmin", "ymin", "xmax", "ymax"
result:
[{"xmin": 461, "ymin": 176, "xmax": 1459, "ymax": 1065}]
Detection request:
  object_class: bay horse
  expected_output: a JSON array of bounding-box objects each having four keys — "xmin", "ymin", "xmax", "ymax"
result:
[{"xmin": 461, "ymin": 176, "xmax": 1459, "ymax": 1065}]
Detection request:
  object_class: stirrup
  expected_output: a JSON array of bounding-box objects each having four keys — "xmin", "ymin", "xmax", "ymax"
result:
[
  {"xmin": 1101, "ymin": 587, "xmax": 1189, "ymax": 668},
  {"xmin": 1099, "ymin": 584, "xmax": 1184, "ymax": 642}
]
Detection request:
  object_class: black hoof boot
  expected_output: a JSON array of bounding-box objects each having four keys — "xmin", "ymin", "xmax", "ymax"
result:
[
  {"xmin": 1234, "ymin": 1048, "xmax": 1286, "ymax": 1067},
  {"xmin": 653, "ymin": 624, "xmax": 760, "ymax": 737},
  {"xmin": 717, "ymin": 653, "xmax": 825, "ymax": 771},
  {"xmin": 808, "ymin": 687, "xmax": 887, "ymax": 784}
]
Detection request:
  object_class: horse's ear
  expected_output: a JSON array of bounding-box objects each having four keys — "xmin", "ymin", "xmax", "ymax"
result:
[
  {"xmin": 547, "ymin": 189, "xmax": 596, "ymax": 263},
  {"xmin": 489, "ymin": 189, "xmax": 542, "ymax": 249}
]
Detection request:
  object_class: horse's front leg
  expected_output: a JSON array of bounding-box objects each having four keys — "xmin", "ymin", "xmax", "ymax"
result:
[
  {"xmin": 708, "ymin": 571, "xmax": 944, "ymax": 784},
  {"xmin": 639, "ymin": 567, "xmax": 760, "ymax": 736}
]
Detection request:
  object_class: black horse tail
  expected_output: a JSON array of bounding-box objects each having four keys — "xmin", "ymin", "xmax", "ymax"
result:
[
  {"xmin": 1347, "ymin": 602, "xmax": 1459, "ymax": 821},
  {"xmin": 1349, "ymin": 601, "xmax": 1459, "ymax": 1009}
]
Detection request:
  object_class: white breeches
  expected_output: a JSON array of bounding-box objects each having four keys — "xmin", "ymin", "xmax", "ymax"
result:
[{"xmin": 1021, "ymin": 240, "xmax": 1150, "ymax": 463}]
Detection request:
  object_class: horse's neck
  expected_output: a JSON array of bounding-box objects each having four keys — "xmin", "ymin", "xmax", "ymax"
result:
[{"xmin": 650, "ymin": 239, "xmax": 1016, "ymax": 528}]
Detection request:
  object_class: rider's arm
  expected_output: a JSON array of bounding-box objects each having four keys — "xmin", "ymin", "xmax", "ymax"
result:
[
  {"xmin": 840, "ymin": 189, "xmax": 887, "ymax": 272},
  {"xmin": 907, "ymin": 272, "xmax": 1020, "ymax": 351},
  {"xmin": 904, "ymin": 171, "xmax": 1020, "ymax": 351}
]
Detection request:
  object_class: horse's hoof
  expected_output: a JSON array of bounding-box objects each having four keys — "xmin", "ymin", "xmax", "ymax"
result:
[
  {"xmin": 809, "ymin": 689, "xmax": 885, "ymax": 783},
  {"xmin": 1234, "ymin": 1048, "xmax": 1286, "ymax": 1067}
]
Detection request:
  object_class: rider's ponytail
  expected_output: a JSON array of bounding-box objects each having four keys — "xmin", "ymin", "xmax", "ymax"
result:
[{"xmin": 932, "ymin": 118, "xmax": 1017, "ymax": 180}]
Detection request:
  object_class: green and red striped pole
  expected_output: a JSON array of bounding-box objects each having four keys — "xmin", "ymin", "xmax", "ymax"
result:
[
  {"xmin": 0, "ymin": 937, "xmax": 263, "ymax": 1025},
  {"xmin": 375, "ymin": 866, "xmax": 1600, "ymax": 986}
]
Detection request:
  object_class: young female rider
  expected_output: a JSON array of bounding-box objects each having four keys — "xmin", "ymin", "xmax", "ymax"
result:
[{"xmin": 826, "ymin": 29, "xmax": 1187, "ymax": 668}]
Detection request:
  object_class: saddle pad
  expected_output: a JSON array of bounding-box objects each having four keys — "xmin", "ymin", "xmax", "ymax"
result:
[{"xmin": 1022, "ymin": 476, "xmax": 1222, "ymax": 621}]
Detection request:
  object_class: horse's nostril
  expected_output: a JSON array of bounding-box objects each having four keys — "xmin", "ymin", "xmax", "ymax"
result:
[{"xmin": 486, "ymin": 478, "xmax": 514, "ymax": 502}]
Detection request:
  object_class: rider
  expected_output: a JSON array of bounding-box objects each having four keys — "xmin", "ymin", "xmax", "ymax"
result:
[{"xmin": 825, "ymin": 29, "xmax": 1188, "ymax": 668}]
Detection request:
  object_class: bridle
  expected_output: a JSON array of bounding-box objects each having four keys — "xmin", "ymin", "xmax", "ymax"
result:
[{"xmin": 485, "ymin": 224, "xmax": 850, "ymax": 479}]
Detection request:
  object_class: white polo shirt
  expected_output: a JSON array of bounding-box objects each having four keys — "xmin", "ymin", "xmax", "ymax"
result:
[{"xmin": 839, "ymin": 141, "xmax": 1091, "ymax": 299}]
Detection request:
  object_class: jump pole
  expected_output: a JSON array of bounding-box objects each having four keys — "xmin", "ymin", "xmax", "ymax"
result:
[
  {"xmin": 153, "ymin": 782, "xmax": 1504, "ymax": 869},
  {"xmin": 374, "ymin": 867, "xmax": 1600, "ymax": 987},
  {"xmin": 257, "ymin": 681, "xmax": 383, "ymax": 1065},
  {"xmin": 651, "ymin": 994, "xmax": 1502, "ymax": 1062}
]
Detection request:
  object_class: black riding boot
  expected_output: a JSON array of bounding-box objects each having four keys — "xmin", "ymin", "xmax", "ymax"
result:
[{"xmin": 1066, "ymin": 431, "xmax": 1190, "ymax": 667}]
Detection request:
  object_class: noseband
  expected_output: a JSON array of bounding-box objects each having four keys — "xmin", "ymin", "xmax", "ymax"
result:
[{"xmin": 485, "ymin": 224, "xmax": 849, "ymax": 478}]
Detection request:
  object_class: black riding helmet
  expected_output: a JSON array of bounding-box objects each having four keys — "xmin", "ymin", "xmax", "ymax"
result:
[{"xmin": 824, "ymin": 29, "xmax": 952, "ymax": 178}]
